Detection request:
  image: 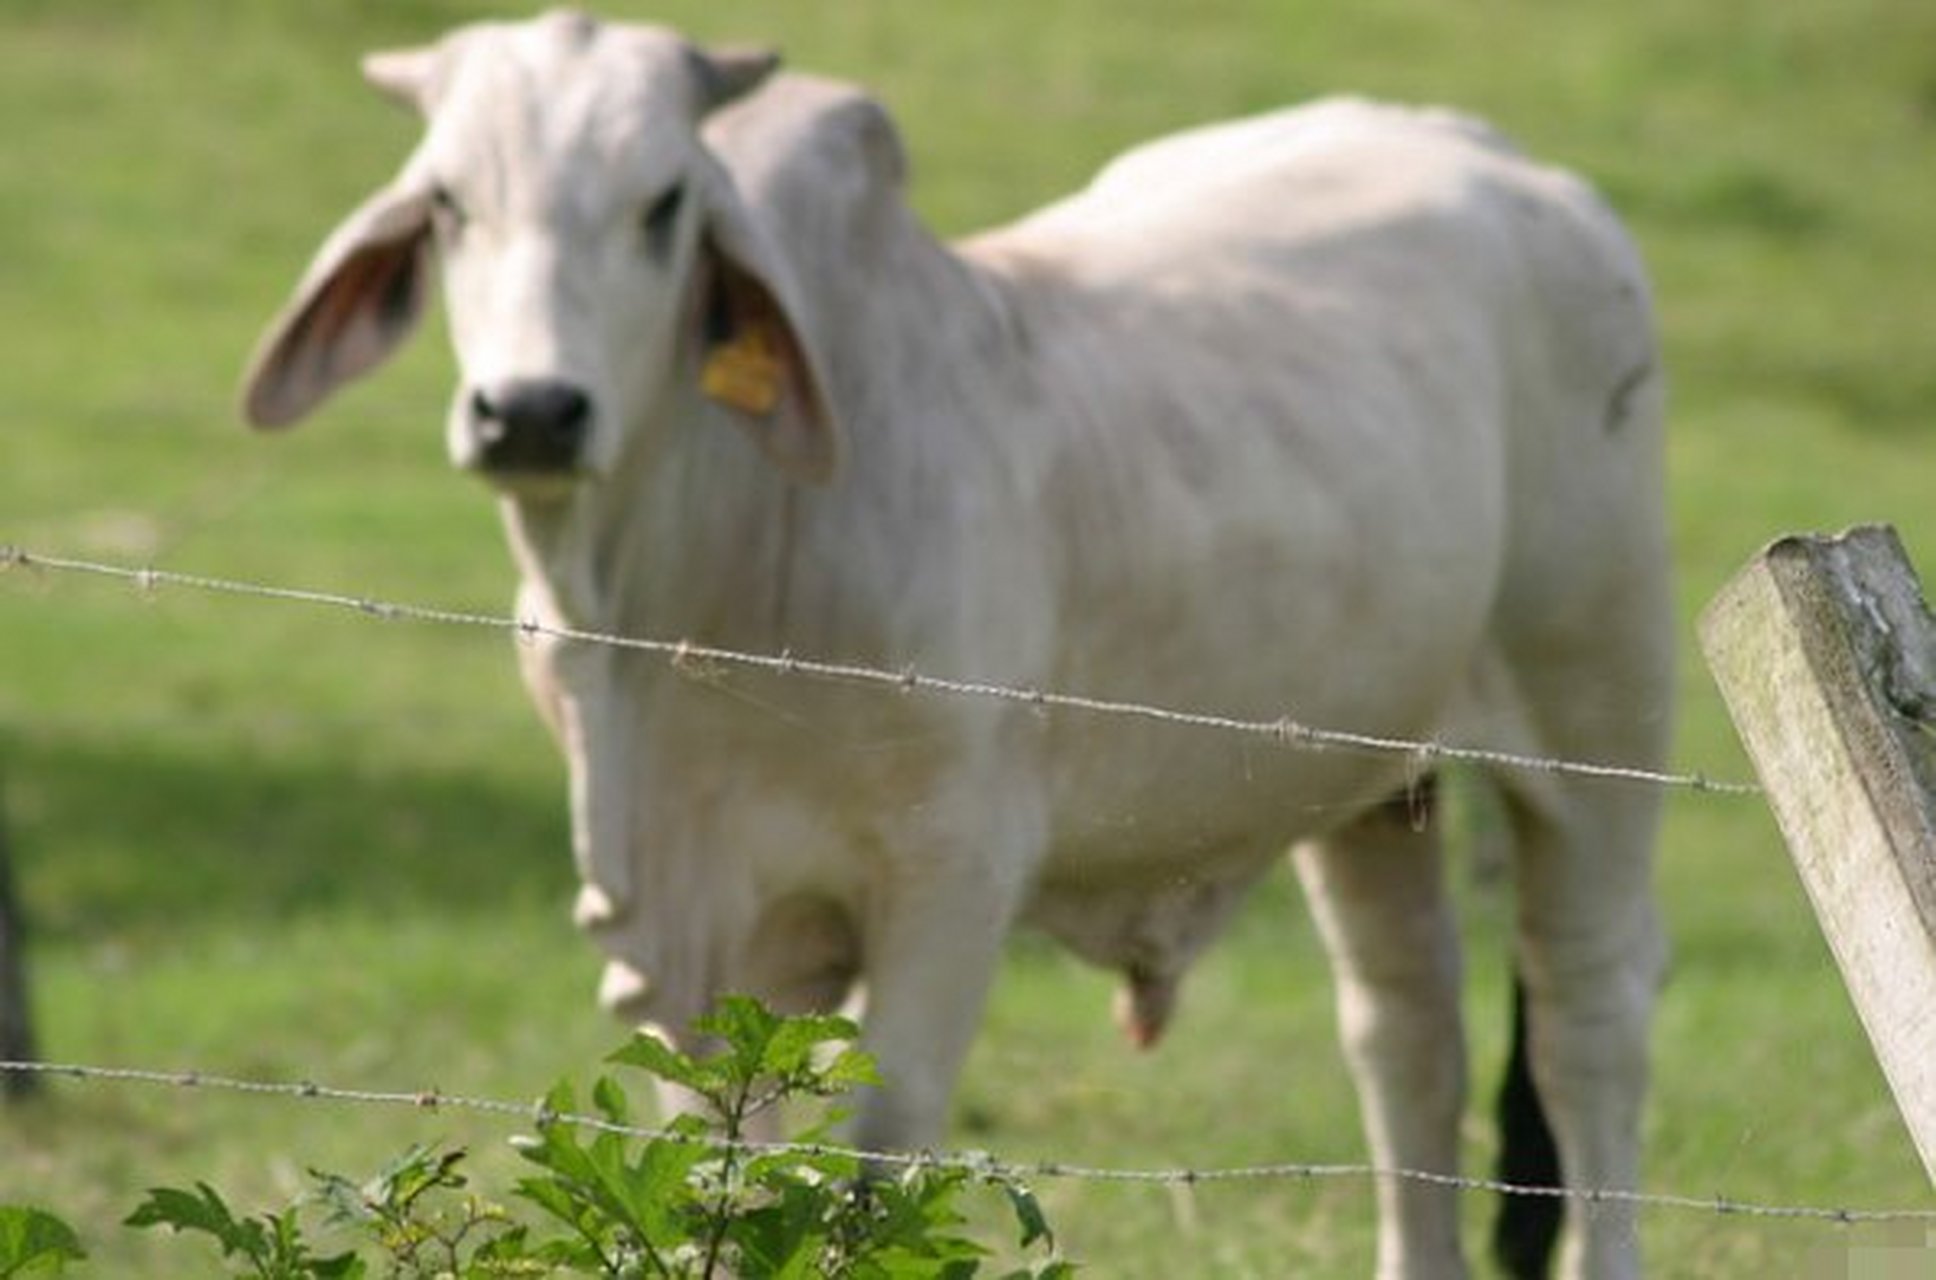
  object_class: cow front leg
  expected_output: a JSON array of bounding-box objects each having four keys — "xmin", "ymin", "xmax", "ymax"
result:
[
  {"xmin": 848, "ymin": 782, "xmax": 1038, "ymax": 1153},
  {"xmin": 1293, "ymin": 783, "xmax": 1469, "ymax": 1280},
  {"xmin": 514, "ymin": 611, "xmax": 638, "ymax": 928},
  {"xmin": 849, "ymin": 868, "xmax": 1019, "ymax": 1152}
]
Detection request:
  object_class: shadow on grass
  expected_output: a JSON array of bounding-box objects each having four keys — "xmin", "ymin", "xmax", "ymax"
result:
[{"xmin": 4, "ymin": 733, "xmax": 574, "ymax": 944}]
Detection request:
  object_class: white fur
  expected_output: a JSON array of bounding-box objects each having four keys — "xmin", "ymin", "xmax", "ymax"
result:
[{"xmin": 245, "ymin": 14, "xmax": 1672, "ymax": 1278}]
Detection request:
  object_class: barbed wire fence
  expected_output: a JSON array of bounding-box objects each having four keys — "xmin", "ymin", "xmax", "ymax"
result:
[
  {"xmin": 0, "ymin": 1058, "xmax": 1931, "ymax": 1229},
  {"xmin": 9, "ymin": 544, "xmax": 1930, "ymax": 1239},
  {"xmin": 0, "ymin": 547, "xmax": 1756, "ymax": 795}
]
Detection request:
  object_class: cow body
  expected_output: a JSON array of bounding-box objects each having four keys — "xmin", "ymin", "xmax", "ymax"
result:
[{"xmin": 246, "ymin": 17, "xmax": 1671, "ymax": 1278}]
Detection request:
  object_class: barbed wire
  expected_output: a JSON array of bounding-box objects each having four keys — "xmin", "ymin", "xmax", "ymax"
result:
[
  {"xmin": 0, "ymin": 547, "xmax": 1759, "ymax": 795},
  {"xmin": 1, "ymin": 1058, "xmax": 1927, "ymax": 1227}
]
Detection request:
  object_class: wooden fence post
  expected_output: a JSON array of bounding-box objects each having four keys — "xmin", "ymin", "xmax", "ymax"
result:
[{"xmin": 1700, "ymin": 525, "xmax": 1936, "ymax": 1186}]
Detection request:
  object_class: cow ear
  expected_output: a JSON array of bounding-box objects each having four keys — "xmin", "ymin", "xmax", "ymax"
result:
[
  {"xmin": 362, "ymin": 45, "xmax": 441, "ymax": 114},
  {"xmin": 242, "ymin": 182, "xmax": 435, "ymax": 429},
  {"xmin": 691, "ymin": 181, "xmax": 842, "ymax": 484}
]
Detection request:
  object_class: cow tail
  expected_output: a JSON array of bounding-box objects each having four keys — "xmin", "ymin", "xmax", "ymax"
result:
[{"xmin": 1492, "ymin": 973, "xmax": 1562, "ymax": 1279}]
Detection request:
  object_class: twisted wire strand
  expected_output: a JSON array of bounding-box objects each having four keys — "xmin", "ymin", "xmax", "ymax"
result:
[
  {"xmin": 1, "ymin": 547, "xmax": 1758, "ymax": 795},
  {"xmin": 0, "ymin": 1059, "xmax": 1924, "ymax": 1226}
]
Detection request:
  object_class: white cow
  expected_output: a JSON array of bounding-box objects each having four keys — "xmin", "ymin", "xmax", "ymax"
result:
[{"xmin": 244, "ymin": 12, "xmax": 1672, "ymax": 1279}]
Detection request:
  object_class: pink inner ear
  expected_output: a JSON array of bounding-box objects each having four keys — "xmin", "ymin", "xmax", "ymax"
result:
[
  {"xmin": 304, "ymin": 241, "xmax": 420, "ymax": 361},
  {"xmin": 246, "ymin": 228, "xmax": 428, "ymax": 428}
]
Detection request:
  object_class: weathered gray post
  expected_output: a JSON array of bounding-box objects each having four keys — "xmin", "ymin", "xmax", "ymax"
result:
[{"xmin": 1700, "ymin": 525, "xmax": 1936, "ymax": 1186}]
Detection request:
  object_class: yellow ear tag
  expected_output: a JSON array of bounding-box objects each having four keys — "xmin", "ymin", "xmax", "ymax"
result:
[{"xmin": 700, "ymin": 322, "xmax": 784, "ymax": 416}]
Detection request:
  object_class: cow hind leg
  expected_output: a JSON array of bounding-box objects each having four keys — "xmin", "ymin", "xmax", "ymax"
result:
[
  {"xmin": 1495, "ymin": 764, "xmax": 1665, "ymax": 1280},
  {"xmin": 1293, "ymin": 777, "xmax": 1469, "ymax": 1280}
]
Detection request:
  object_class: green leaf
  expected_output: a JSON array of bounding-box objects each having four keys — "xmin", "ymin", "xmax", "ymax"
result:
[
  {"xmin": 662, "ymin": 1112, "xmax": 714, "ymax": 1143},
  {"xmin": 514, "ymin": 1109, "xmax": 709, "ymax": 1260},
  {"xmin": 306, "ymin": 1168, "xmax": 373, "ymax": 1231},
  {"xmin": 760, "ymin": 1014, "xmax": 862, "ymax": 1080},
  {"xmin": 994, "ymin": 1178, "xmax": 1055, "ymax": 1252},
  {"xmin": 124, "ymin": 1183, "xmax": 267, "ymax": 1262},
  {"xmin": 818, "ymin": 1046, "xmax": 883, "ymax": 1091},
  {"xmin": 745, "ymin": 1145, "xmax": 861, "ymax": 1189},
  {"xmin": 589, "ymin": 1074, "xmax": 632, "ymax": 1126},
  {"xmin": 513, "ymin": 1086, "xmax": 605, "ymax": 1187},
  {"xmin": 613, "ymin": 1140, "xmax": 710, "ymax": 1246},
  {"xmin": 523, "ymin": 1232, "xmax": 610, "ymax": 1272},
  {"xmin": 467, "ymin": 1224, "xmax": 538, "ymax": 1269},
  {"xmin": 607, "ymin": 1033, "xmax": 711, "ymax": 1095},
  {"xmin": 848, "ymin": 1169, "xmax": 981, "ymax": 1264},
  {"xmin": 507, "ymin": 1176, "xmax": 589, "ymax": 1233},
  {"xmin": 725, "ymin": 1184, "xmax": 829, "ymax": 1279},
  {"xmin": 377, "ymin": 1143, "xmax": 469, "ymax": 1212},
  {"xmin": 695, "ymin": 994, "xmax": 783, "ymax": 1083},
  {"xmin": 510, "ymin": 1174, "xmax": 618, "ymax": 1272},
  {"xmin": 0, "ymin": 1206, "xmax": 87, "ymax": 1277},
  {"xmin": 303, "ymin": 1248, "xmax": 367, "ymax": 1280},
  {"xmin": 309, "ymin": 1146, "xmax": 466, "ymax": 1234}
]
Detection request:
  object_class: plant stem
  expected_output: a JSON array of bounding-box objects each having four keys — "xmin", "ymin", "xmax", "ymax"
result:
[{"xmin": 698, "ymin": 1080, "xmax": 754, "ymax": 1279}]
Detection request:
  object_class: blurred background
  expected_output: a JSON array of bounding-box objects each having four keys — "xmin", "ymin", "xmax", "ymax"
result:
[{"xmin": 2, "ymin": 0, "xmax": 1932, "ymax": 1272}]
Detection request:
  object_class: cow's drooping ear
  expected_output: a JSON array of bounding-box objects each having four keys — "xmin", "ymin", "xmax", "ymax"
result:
[
  {"xmin": 241, "ymin": 181, "xmax": 434, "ymax": 429},
  {"xmin": 687, "ymin": 43, "xmax": 780, "ymax": 113},
  {"xmin": 690, "ymin": 179, "xmax": 842, "ymax": 484}
]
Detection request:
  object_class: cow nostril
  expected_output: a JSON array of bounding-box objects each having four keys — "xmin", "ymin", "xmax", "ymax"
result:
[
  {"xmin": 470, "ymin": 379, "xmax": 593, "ymax": 472},
  {"xmin": 470, "ymin": 389, "xmax": 507, "ymax": 444},
  {"xmin": 540, "ymin": 386, "xmax": 590, "ymax": 436}
]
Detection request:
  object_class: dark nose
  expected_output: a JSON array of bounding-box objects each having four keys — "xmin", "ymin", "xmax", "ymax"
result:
[{"xmin": 469, "ymin": 379, "xmax": 592, "ymax": 473}]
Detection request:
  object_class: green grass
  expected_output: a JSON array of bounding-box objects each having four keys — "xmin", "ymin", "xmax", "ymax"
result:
[{"xmin": 4, "ymin": 0, "xmax": 1935, "ymax": 1274}]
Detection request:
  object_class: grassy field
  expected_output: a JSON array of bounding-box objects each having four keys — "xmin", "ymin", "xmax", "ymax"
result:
[{"xmin": 4, "ymin": 0, "xmax": 1935, "ymax": 1273}]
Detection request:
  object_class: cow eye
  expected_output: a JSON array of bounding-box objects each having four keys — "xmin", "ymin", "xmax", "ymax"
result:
[{"xmin": 641, "ymin": 182, "xmax": 686, "ymax": 259}]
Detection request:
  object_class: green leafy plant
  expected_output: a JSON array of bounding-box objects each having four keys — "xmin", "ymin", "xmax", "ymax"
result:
[
  {"xmin": 308, "ymin": 1144, "xmax": 536, "ymax": 1277},
  {"xmin": 4, "ymin": 998, "xmax": 1071, "ymax": 1278},
  {"xmin": 510, "ymin": 996, "xmax": 1067, "ymax": 1278},
  {"xmin": 123, "ymin": 1183, "xmax": 359, "ymax": 1279}
]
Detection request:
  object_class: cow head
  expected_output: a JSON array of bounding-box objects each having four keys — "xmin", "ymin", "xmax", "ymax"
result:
[{"xmin": 243, "ymin": 10, "xmax": 840, "ymax": 492}]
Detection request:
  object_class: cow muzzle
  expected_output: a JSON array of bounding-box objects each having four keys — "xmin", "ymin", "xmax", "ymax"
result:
[{"xmin": 463, "ymin": 377, "xmax": 594, "ymax": 477}]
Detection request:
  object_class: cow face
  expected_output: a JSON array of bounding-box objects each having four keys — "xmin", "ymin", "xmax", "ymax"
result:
[{"xmin": 243, "ymin": 11, "xmax": 838, "ymax": 493}]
